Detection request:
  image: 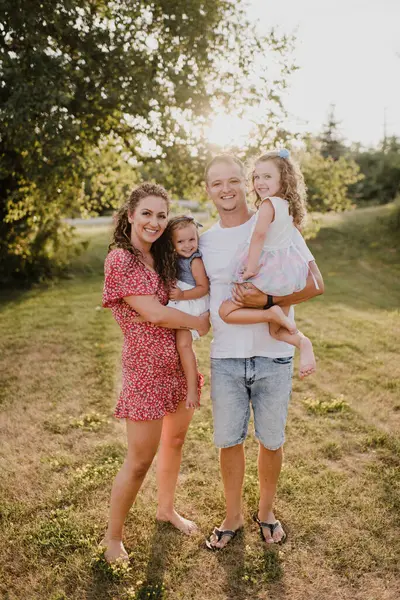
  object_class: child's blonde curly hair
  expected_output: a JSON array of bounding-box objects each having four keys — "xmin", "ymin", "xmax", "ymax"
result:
[{"xmin": 252, "ymin": 150, "xmax": 307, "ymax": 228}]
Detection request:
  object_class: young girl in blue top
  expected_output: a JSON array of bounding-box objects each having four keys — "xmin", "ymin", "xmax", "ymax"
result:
[{"xmin": 167, "ymin": 215, "xmax": 210, "ymax": 409}]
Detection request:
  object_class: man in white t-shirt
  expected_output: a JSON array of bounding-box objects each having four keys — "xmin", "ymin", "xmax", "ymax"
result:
[{"xmin": 200, "ymin": 154, "xmax": 324, "ymax": 549}]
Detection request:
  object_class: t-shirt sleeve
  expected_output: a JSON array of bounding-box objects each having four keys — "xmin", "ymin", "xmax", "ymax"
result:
[
  {"xmin": 102, "ymin": 249, "xmax": 154, "ymax": 308},
  {"xmin": 292, "ymin": 228, "xmax": 314, "ymax": 263}
]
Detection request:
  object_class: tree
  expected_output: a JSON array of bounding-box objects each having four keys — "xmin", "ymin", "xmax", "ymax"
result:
[
  {"xmin": 319, "ymin": 104, "xmax": 346, "ymax": 161},
  {"xmin": 301, "ymin": 151, "xmax": 363, "ymax": 213},
  {"xmin": 0, "ymin": 0, "xmax": 293, "ymax": 283},
  {"xmin": 350, "ymin": 137, "xmax": 400, "ymax": 205}
]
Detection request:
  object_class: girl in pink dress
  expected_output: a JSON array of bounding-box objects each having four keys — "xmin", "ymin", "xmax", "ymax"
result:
[
  {"xmin": 219, "ymin": 150, "xmax": 317, "ymax": 378},
  {"xmin": 102, "ymin": 183, "xmax": 209, "ymax": 563}
]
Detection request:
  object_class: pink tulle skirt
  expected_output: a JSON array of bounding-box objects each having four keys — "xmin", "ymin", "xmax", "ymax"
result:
[{"xmin": 232, "ymin": 243, "xmax": 309, "ymax": 296}]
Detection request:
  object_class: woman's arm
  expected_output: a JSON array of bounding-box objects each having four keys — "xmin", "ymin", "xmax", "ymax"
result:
[
  {"xmin": 124, "ymin": 294, "xmax": 210, "ymax": 335},
  {"xmin": 170, "ymin": 258, "xmax": 209, "ymax": 301},
  {"xmin": 231, "ymin": 261, "xmax": 324, "ymax": 308},
  {"xmin": 243, "ymin": 200, "xmax": 274, "ymax": 278}
]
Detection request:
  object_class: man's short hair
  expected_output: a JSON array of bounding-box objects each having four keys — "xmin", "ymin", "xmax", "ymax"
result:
[{"xmin": 204, "ymin": 154, "xmax": 246, "ymax": 182}]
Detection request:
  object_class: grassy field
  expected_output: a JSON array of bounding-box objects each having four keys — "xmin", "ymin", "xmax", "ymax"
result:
[{"xmin": 0, "ymin": 204, "xmax": 399, "ymax": 600}]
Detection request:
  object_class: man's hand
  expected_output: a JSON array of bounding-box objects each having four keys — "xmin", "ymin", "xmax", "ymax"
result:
[
  {"xmin": 231, "ymin": 282, "xmax": 267, "ymax": 308},
  {"xmin": 231, "ymin": 262, "xmax": 324, "ymax": 309},
  {"xmin": 169, "ymin": 286, "xmax": 184, "ymax": 301}
]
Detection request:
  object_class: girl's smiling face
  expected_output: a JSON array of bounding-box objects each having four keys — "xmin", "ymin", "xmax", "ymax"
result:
[
  {"xmin": 128, "ymin": 195, "xmax": 168, "ymax": 247},
  {"xmin": 253, "ymin": 159, "xmax": 281, "ymax": 199},
  {"xmin": 172, "ymin": 223, "xmax": 198, "ymax": 258}
]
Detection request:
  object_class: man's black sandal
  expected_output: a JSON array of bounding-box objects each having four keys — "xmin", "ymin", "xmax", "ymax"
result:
[
  {"xmin": 253, "ymin": 514, "xmax": 287, "ymax": 544},
  {"xmin": 205, "ymin": 527, "xmax": 241, "ymax": 551}
]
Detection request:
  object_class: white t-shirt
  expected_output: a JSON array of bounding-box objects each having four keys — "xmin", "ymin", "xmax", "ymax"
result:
[{"xmin": 199, "ymin": 213, "xmax": 314, "ymax": 359}]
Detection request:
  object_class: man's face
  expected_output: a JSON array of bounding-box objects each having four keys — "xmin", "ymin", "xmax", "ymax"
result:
[{"xmin": 206, "ymin": 161, "xmax": 246, "ymax": 214}]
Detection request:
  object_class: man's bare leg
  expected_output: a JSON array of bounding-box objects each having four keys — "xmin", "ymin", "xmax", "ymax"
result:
[
  {"xmin": 257, "ymin": 443, "xmax": 285, "ymax": 543},
  {"xmin": 208, "ymin": 443, "xmax": 245, "ymax": 549}
]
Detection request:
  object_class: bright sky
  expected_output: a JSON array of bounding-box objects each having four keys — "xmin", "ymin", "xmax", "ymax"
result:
[
  {"xmin": 250, "ymin": 0, "xmax": 400, "ymax": 146},
  {"xmin": 235, "ymin": 0, "xmax": 400, "ymax": 148}
]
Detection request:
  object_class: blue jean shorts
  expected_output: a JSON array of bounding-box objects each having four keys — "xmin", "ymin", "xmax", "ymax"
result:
[{"xmin": 210, "ymin": 356, "xmax": 293, "ymax": 450}]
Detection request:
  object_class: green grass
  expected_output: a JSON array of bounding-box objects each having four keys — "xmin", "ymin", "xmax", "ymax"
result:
[{"xmin": 0, "ymin": 206, "xmax": 399, "ymax": 600}]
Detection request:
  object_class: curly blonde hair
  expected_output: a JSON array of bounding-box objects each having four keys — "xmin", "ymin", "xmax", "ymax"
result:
[
  {"xmin": 252, "ymin": 151, "xmax": 307, "ymax": 228},
  {"xmin": 108, "ymin": 182, "xmax": 177, "ymax": 287}
]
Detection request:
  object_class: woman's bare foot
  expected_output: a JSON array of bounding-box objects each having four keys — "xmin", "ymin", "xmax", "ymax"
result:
[
  {"xmin": 299, "ymin": 336, "xmax": 316, "ymax": 378},
  {"xmin": 101, "ymin": 537, "xmax": 129, "ymax": 564},
  {"xmin": 156, "ymin": 509, "xmax": 198, "ymax": 535},
  {"xmin": 267, "ymin": 306, "xmax": 297, "ymax": 334}
]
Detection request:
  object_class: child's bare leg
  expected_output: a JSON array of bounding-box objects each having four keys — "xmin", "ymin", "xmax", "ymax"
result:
[
  {"xmin": 219, "ymin": 300, "xmax": 296, "ymax": 334},
  {"xmin": 269, "ymin": 307, "xmax": 316, "ymax": 379},
  {"xmin": 176, "ymin": 329, "xmax": 199, "ymax": 409}
]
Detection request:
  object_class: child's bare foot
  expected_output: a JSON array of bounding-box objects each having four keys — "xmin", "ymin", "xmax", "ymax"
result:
[
  {"xmin": 101, "ymin": 537, "xmax": 129, "ymax": 564},
  {"xmin": 186, "ymin": 392, "xmax": 199, "ymax": 410},
  {"xmin": 299, "ymin": 336, "xmax": 316, "ymax": 378},
  {"xmin": 156, "ymin": 509, "xmax": 198, "ymax": 535},
  {"xmin": 267, "ymin": 305, "xmax": 297, "ymax": 334}
]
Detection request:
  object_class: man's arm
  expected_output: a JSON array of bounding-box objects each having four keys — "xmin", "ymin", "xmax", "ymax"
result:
[{"xmin": 231, "ymin": 261, "xmax": 324, "ymax": 308}]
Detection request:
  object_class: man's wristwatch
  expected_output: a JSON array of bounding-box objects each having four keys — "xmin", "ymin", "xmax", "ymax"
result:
[{"xmin": 263, "ymin": 294, "xmax": 275, "ymax": 309}]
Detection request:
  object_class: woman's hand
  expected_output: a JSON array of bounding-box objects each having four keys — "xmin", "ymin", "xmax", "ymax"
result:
[
  {"xmin": 169, "ymin": 286, "xmax": 184, "ymax": 301},
  {"xmin": 197, "ymin": 311, "xmax": 210, "ymax": 337}
]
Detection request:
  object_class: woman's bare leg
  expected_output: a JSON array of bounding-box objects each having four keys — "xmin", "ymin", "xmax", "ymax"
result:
[
  {"xmin": 156, "ymin": 400, "xmax": 197, "ymax": 534},
  {"xmin": 176, "ymin": 329, "xmax": 199, "ymax": 409},
  {"xmin": 102, "ymin": 418, "xmax": 163, "ymax": 562},
  {"xmin": 269, "ymin": 307, "xmax": 316, "ymax": 378}
]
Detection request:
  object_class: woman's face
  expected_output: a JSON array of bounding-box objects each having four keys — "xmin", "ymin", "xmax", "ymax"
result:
[
  {"xmin": 128, "ymin": 195, "xmax": 168, "ymax": 247},
  {"xmin": 253, "ymin": 159, "xmax": 281, "ymax": 199}
]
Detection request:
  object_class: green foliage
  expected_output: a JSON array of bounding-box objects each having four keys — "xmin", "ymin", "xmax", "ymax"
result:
[
  {"xmin": 301, "ymin": 151, "xmax": 363, "ymax": 213},
  {"xmin": 350, "ymin": 137, "xmax": 400, "ymax": 205},
  {"xmin": 76, "ymin": 137, "xmax": 139, "ymax": 216},
  {"xmin": 29, "ymin": 506, "xmax": 95, "ymax": 555},
  {"xmin": 302, "ymin": 395, "xmax": 350, "ymax": 415},
  {"xmin": 319, "ymin": 104, "xmax": 347, "ymax": 160},
  {"xmin": 1, "ymin": 0, "xmax": 292, "ymax": 283}
]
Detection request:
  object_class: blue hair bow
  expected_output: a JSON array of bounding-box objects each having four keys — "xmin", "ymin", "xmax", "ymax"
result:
[{"xmin": 278, "ymin": 148, "xmax": 290, "ymax": 159}]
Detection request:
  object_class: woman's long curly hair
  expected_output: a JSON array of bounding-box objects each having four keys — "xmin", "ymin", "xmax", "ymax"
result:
[
  {"xmin": 108, "ymin": 182, "xmax": 177, "ymax": 288},
  {"xmin": 252, "ymin": 151, "xmax": 307, "ymax": 228}
]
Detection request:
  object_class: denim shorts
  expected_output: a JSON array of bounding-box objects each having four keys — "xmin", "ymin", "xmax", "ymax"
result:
[{"xmin": 210, "ymin": 356, "xmax": 293, "ymax": 450}]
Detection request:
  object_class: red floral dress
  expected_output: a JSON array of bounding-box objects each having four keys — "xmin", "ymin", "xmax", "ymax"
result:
[{"xmin": 103, "ymin": 248, "xmax": 203, "ymax": 421}]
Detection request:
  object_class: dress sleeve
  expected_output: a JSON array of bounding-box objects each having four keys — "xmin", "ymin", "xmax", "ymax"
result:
[
  {"xmin": 188, "ymin": 250, "xmax": 203, "ymax": 266},
  {"xmin": 292, "ymin": 228, "xmax": 314, "ymax": 263},
  {"xmin": 102, "ymin": 249, "xmax": 155, "ymax": 308}
]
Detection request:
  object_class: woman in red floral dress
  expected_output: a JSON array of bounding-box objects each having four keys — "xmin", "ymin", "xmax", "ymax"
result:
[{"xmin": 102, "ymin": 182, "xmax": 209, "ymax": 563}]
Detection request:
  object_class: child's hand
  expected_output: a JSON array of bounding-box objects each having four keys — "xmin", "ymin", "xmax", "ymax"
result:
[
  {"xmin": 186, "ymin": 394, "xmax": 200, "ymax": 410},
  {"xmin": 169, "ymin": 286, "xmax": 184, "ymax": 301},
  {"xmin": 242, "ymin": 265, "xmax": 260, "ymax": 281}
]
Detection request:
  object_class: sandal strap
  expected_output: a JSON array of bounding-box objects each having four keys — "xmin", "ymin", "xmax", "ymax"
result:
[
  {"xmin": 253, "ymin": 514, "xmax": 282, "ymax": 532},
  {"xmin": 213, "ymin": 528, "xmax": 236, "ymax": 541}
]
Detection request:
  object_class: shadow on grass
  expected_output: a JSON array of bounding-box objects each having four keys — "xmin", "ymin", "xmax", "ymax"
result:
[
  {"xmin": 135, "ymin": 521, "xmax": 175, "ymax": 599},
  {"xmin": 209, "ymin": 529, "xmax": 285, "ymax": 599}
]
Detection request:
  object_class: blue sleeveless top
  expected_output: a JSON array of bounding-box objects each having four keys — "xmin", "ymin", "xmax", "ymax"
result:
[{"xmin": 177, "ymin": 250, "xmax": 202, "ymax": 286}]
